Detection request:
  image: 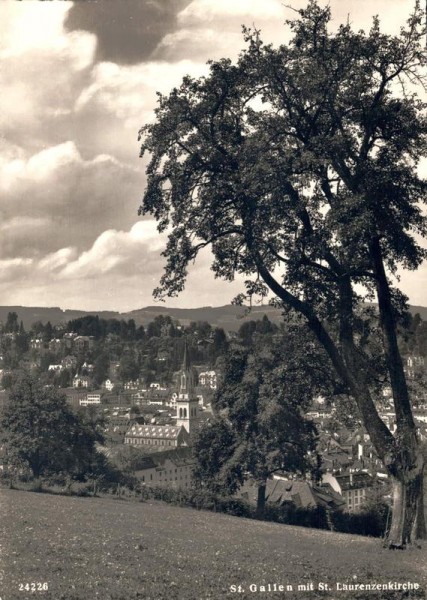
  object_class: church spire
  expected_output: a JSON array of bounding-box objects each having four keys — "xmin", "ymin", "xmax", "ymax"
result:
[
  {"xmin": 180, "ymin": 338, "xmax": 194, "ymax": 394},
  {"xmin": 176, "ymin": 337, "xmax": 199, "ymax": 435},
  {"xmin": 182, "ymin": 337, "xmax": 191, "ymax": 372}
]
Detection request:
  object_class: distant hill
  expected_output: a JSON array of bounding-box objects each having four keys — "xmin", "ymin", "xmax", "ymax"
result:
[
  {"xmin": 0, "ymin": 306, "xmax": 122, "ymax": 330},
  {"xmin": 0, "ymin": 303, "xmax": 426, "ymax": 332},
  {"xmin": 408, "ymin": 305, "xmax": 427, "ymax": 321},
  {"xmin": 0, "ymin": 304, "xmax": 284, "ymax": 331},
  {"xmin": 126, "ymin": 304, "xmax": 284, "ymax": 330}
]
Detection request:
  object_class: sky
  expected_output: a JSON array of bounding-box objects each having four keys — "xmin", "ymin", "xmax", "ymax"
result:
[{"xmin": 0, "ymin": 0, "xmax": 425, "ymax": 312}]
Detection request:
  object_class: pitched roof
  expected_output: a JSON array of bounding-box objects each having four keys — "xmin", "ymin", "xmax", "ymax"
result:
[
  {"xmin": 125, "ymin": 424, "xmax": 185, "ymax": 439},
  {"xmin": 266, "ymin": 480, "xmax": 317, "ymax": 509},
  {"xmin": 135, "ymin": 447, "xmax": 195, "ymax": 471},
  {"xmin": 238, "ymin": 478, "xmax": 345, "ymax": 511}
]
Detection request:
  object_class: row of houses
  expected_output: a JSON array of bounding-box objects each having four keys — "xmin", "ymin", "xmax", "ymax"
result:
[{"xmin": 31, "ymin": 334, "xmax": 95, "ymax": 353}]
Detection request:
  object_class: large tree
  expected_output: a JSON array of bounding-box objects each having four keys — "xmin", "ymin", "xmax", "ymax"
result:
[
  {"xmin": 139, "ymin": 2, "xmax": 427, "ymax": 547},
  {"xmin": 194, "ymin": 332, "xmax": 321, "ymax": 517},
  {"xmin": 0, "ymin": 373, "xmax": 104, "ymax": 480}
]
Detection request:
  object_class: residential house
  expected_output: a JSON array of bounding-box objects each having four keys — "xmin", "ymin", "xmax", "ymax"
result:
[
  {"xmin": 104, "ymin": 409, "xmax": 138, "ymax": 442},
  {"xmin": 198, "ymin": 370, "xmax": 217, "ymax": 389},
  {"xmin": 63, "ymin": 332, "xmax": 77, "ymax": 350},
  {"xmin": 238, "ymin": 478, "xmax": 345, "ymax": 512},
  {"xmin": 123, "ymin": 380, "xmax": 141, "ymax": 391},
  {"xmin": 118, "ymin": 390, "xmax": 140, "ymax": 407},
  {"xmin": 74, "ymin": 336, "xmax": 95, "ymax": 353},
  {"xmin": 168, "ymin": 392, "xmax": 178, "ymax": 411},
  {"xmin": 63, "ymin": 387, "xmax": 87, "ymax": 409},
  {"xmin": 134, "ymin": 447, "xmax": 195, "ymax": 489},
  {"xmin": 72, "ymin": 374, "xmax": 91, "ymax": 388},
  {"xmin": 80, "ymin": 391, "xmax": 102, "ymax": 406},
  {"xmin": 322, "ymin": 471, "xmax": 375, "ymax": 512},
  {"xmin": 103, "ymin": 379, "xmax": 115, "ymax": 392},
  {"xmin": 62, "ymin": 355, "xmax": 77, "ymax": 370},
  {"xmin": 49, "ymin": 338, "xmax": 63, "ymax": 353},
  {"xmin": 143, "ymin": 385, "xmax": 170, "ymax": 407},
  {"xmin": 30, "ymin": 338, "xmax": 43, "ymax": 350},
  {"xmin": 320, "ymin": 443, "xmax": 352, "ymax": 472},
  {"xmin": 405, "ymin": 355, "xmax": 425, "ymax": 379},
  {"xmin": 413, "ymin": 409, "xmax": 427, "ymax": 424}
]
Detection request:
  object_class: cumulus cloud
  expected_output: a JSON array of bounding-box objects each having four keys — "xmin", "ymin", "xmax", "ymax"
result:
[
  {"xmin": 59, "ymin": 221, "xmax": 166, "ymax": 280},
  {"xmin": 73, "ymin": 58, "xmax": 210, "ymax": 163},
  {"xmin": 0, "ymin": 2, "xmax": 96, "ymax": 152},
  {"xmin": 0, "ymin": 216, "xmax": 246, "ymax": 311},
  {"xmin": 179, "ymin": 0, "xmax": 283, "ymax": 23},
  {"xmin": 153, "ymin": 0, "xmax": 287, "ymax": 62},
  {"xmin": 65, "ymin": 0, "xmax": 192, "ymax": 65},
  {"xmin": 0, "ymin": 142, "xmax": 142, "ymax": 258},
  {"xmin": 0, "ymin": 0, "xmax": 424, "ymax": 312},
  {"xmin": 0, "ymin": 221, "xmax": 230, "ymax": 312},
  {"xmin": 152, "ymin": 0, "xmax": 416, "ymax": 63}
]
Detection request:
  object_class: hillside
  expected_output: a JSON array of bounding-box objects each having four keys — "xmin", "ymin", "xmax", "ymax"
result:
[
  {"xmin": 0, "ymin": 303, "xmax": 427, "ymax": 332},
  {"xmin": 0, "ymin": 489, "xmax": 425, "ymax": 600},
  {"xmin": 126, "ymin": 303, "xmax": 284, "ymax": 330},
  {"xmin": 0, "ymin": 304, "xmax": 283, "ymax": 331}
]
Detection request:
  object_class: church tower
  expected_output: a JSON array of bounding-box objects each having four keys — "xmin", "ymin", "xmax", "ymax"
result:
[{"xmin": 176, "ymin": 340, "xmax": 199, "ymax": 435}]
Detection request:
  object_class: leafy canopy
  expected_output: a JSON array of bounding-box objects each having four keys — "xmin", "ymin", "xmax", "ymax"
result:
[
  {"xmin": 0, "ymin": 373, "xmax": 104, "ymax": 479},
  {"xmin": 139, "ymin": 2, "xmax": 427, "ymax": 321},
  {"xmin": 194, "ymin": 330, "xmax": 320, "ymax": 494}
]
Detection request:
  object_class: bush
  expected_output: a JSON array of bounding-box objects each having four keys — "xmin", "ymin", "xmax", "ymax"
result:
[
  {"xmin": 131, "ymin": 484, "xmax": 388, "ymax": 537},
  {"xmin": 215, "ymin": 497, "xmax": 253, "ymax": 517}
]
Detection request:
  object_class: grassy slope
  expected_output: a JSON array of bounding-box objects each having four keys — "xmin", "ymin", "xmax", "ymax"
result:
[{"xmin": 0, "ymin": 489, "xmax": 426, "ymax": 600}]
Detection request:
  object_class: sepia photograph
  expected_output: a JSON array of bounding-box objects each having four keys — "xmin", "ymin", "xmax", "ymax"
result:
[{"xmin": 0, "ymin": 0, "xmax": 427, "ymax": 598}]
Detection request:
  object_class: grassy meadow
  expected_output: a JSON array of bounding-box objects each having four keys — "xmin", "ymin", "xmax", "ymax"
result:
[{"xmin": 0, "ymin": 488, "xmax": 426, "ymax": 600}]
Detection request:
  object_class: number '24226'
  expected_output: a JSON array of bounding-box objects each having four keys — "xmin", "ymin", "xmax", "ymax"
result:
[{"xmin": 19, "ymin": 582, "xmax": 49, "ymax": 592}]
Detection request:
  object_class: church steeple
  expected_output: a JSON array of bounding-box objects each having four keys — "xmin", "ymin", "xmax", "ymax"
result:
[
  {"xmin": 176, "ymin": 338, "xmax": 199, "ymax": 435},
  {"xmin": 180, "ymin": 339, "xmax": 194, "ymax": 394}
]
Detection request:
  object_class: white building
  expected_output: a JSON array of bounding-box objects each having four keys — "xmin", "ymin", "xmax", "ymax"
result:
[
  {"xmin": 135, "ymin": 447, "xmax": 195, "ymax": 489},
  {"xmin": 80, "ymin": 391, "xmax": 102, "ymax": 406}
]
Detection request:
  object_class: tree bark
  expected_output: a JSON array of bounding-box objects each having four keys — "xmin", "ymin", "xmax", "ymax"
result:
[
  {"xmin": 370, "ymin": 237, "xmax": 426, "ymax": 546},
  {"xmin": 256, "ymin": 482, "xmax": 267, "ymax": 519},
  {"xmin": 388, "ymin": 454, "xmax": 425, "ymax": 547}
]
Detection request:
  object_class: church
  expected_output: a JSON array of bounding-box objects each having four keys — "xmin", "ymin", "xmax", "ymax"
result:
[{"xmin": 124, "ymin": 343, "xmax": 200, "ymax": 449}]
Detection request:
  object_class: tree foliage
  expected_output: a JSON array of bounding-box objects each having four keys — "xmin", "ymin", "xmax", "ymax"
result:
[
  {"xmin": 194, "ymin": 330, "xmax": 320, "ymax": 513},
  {"xmin": 139, "ymin": 1, "xmax": 427, "ymax": 546},
  {"xmin": 0, "ymin": 373, "xmax": 104, "ymax": 480}
]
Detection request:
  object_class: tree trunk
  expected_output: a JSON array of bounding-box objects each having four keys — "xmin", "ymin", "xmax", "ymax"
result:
[
  {"xmin": 387, "ymin": 460, "xmax": 425, "ymax": 548},
  {"xmin": 412, "ymin": 471, "xmax": 427, "ymax": 541},
  {"xmin": 256, "ymin": 482, "xmax": 267, "ymax": 519},
  {"xmin": 370, "ymin": 237, "xmax": 427, "ymax": 546},
  {"xmin": 350, "ymin": 384, "xmax": 426, "ymax": 547}
]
